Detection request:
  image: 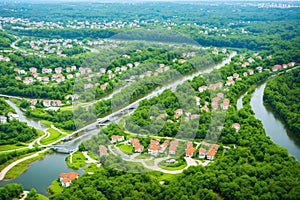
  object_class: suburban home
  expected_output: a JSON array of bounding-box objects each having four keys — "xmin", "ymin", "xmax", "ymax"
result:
[
  {"xmin": 29, "ymin": 67, "xmax": 37, "ymax": 73},
  {"xmin": 185, "ymin": 143, "xmax": 196, "ymax": 157},
  {"xmin": 226, "ymin": 80, "xmax": 235, "ymax": 86},
  {"xmin": 199, "ymin": 148, "xmax": 206, "ymax": 159},
  {"xmin": 233, "ymin": 73, "xmax": 239, "ymax": 79},
  {"xmin": 59, "ymin": 172, "xmax": 79, "ymax": 187},
  {"xmin": 169, "ymin": 140, "xmax": 178, "ymax": 155},
  {"xmin": 231, "ymin": 123, "xmax": 241, "ymax": 132},
  {"xmin": 0, "ymin": 116, "xmax": 7, "ymax": 124},
  {"xmin": 243, "ymin": 72, "xmax": 248, "ymax": 77},
  {"xmin": 198, "ymin": 86, "xmax": 208, "ymax": 92},
  {"xmin": 111, "ymin": 135, "xmax": 125, "ymax": 143},
  {"xmin": 222, "ymin": 48, "xmax": 227, "ymax": 54},
  {"xmin": 134, "ymin": 62, "xmax": 140, "ymax": 67},
  {"xmin": 201, "ymin": 106, "xmax": 210, "ymax": 112},
  {"xmin": 134, "ymin": 144, "xmax": 144, "ymax": 153},
  {"xmin": 100, "ymin": 68, "xmax": 106, "ymax": 73},
  {"xmin": 15, "ymin": 76, "xmax": 21, "ymax": 80},
  {"xmin": 256, "ymin": 66, "xmax": 263, "ymax": 73},
  {"xmin": 23, "ymin": 77, "xmax": 34, "ymax": 85},
  {"xmin": 42, "ymin": 76, "xmax": 49, "ymax": 83},
  {"xmin": 288, "ymin": 62, "xmax": 296, "ymax": 67},
  {"xmin": 7, "ymin": 112, "xmax": 19, "ymax": 121},
  {"xmin": 42, "ymin": 68, "xmax": 52, "ymax": 74},
  {"xmin": 178, "ymin": 59, "xmax": 187, "ymax": 63},
  {"xmin": 175, "ymin": 109, "xmax": 183, "ymax": 115},
  {"xmin": 248, "ymin": 69, "xmax": 254, "ymax": 75},
  {"xmin": 43, "ymin": 100, "xmax": 51, "ymax": 107},
  {"xmin": 194, "ymin": 96, "xmax": 201, "ymax": 106},
  {"xmin": 272, "ymin": 65, "xmax": 282, "ymax": 72},
  {"xmin": 248, "ymin": 57, "xmax": 255, "ymax": 63},
  {"xmin": 221, "ymin": 99, "xmax": 230, "ymax": 110},
  {"xmin": 206, "ymin": 149, "xmax": 216, "ymax": 160},
  {"xmin": 52, "ymin": 100, "xmax": 62, "ymax": 107},
  {"xmin": 159, "ymin": 140, "xmax": 169, "ymax": 153},
  {"xmin": 67, "ymin": 74, "xmax": 74, "ymax": 79},
  {"xmin": 55, "ymin": 67, "xmax": 62, "ymax": 74},
  {"xmin": 217, "ymin": 93, "xmax": 224, "ymax": 99},
  {"xmin": 99, "ymin": 145, "xmax": 108, "ymax": 156},
  {"xmin": 121, "ymin": 66, "xmax": 127, "ymax": 71}
]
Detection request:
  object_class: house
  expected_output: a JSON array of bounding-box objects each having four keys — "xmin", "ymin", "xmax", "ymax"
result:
[
  {"xmin": 43, "ymin": 100, "xmax": 51, "ymax": 107},
  {"xmin": 231, "ymin": 123, "xmax": 241, "ymax": 132},
  {"xmin": 226, "ymin": 80, "xmax": 235, "ymax": 86},
  {"xmin": 127, "ymin": 63, "xmax": 133, "ymax": 68},
  {"xmin": 233, "ymin": 73, "xmax": 239, "ymax": 79},
  {"xmin": 199, "ymin": 148, "xmax": 206, "ymax": 159},
  {"xmin": 221, "ymin": 99, "xmax": 230, "ymax": 110},
  {"xmin": 66, "ymin": 67, "xmax": 71, "ymax": 73},
  {"xmin": 42, "ymin": 76, "xmax": 49, "ymax": 83},
  {"xmin": 217, "ymin": 93, "xmax": 224, "ymax": 99},
  {"xmin": 159, "ymin": 140, "xmax": 169, "ymax": 153},
  {"xmin": 100, "ymin": 84, "xmax": 107, "ymax": 90},
  {"xmin": 15, "ymin": 76, "xmax": 21, "ymax": 80},
  {"xmin": 121, "ymin": 66, "xmax": 127, "ymax": 71},
  {"xmin": 242, "ymin": 62, "xmax": 249, "ymax": 67},
  {"xmin": 156, "ymin": 67, "xmax": 164, "ymax": 73},
  {"xmin": 248, "ymin": 69, "xmax": 254, "ymax": 75},
  {"xmin": 111, "ymin": 135, "xmax": 125, "ymax": 143},
  {"xmin": 71, "ymin": 65, "xmax": 77, "ymax": 71},
  {"xmin": 26, "ymin": 99, "xmax": 38, "ymax": 105},
  {"xmin": 227, "ymin": 76, "xmax": 233, "ymax": 80},
  {"xmin": 52, "ymin": 100, "xmax": 62, "ymax": 107},
  {"xmin": 23, "ymin": 77, "xmax": 34, "ymax": 85},
  {"xmin": 185, "ymin": 142, "xmax": 196, "ymax": 157},
  {"xmin": 55, "ymin": 67, "xmax": 62, "ymax": 74},
  {"xmin": 272, "ymin": 65, "xmax": 282, "ymax": 72},
  {"xmin": 156, "ymin": 113, "xmax": 168, "ymax": 120},
  {"xmin": 201, "ymin": 106, "xmax": 210, "ymax": 112},
  {"xmin": 59, "ymin": 172, "xmax": 79, "ymax": 187},
  {"xmin": 282, "ymin": 64, "xmax": 288, "ymax": 69},
  {"xmin": 212, "ymin": 48, "xmax": 218, "ymax": 55},
  {"xmin": 99, "ymin": 145, "xmax": 108, "ymax": 156},
  {"xmin": 288, "ymin": 62, "xmax": 296, "ymax": 67},
  {"xmin": 42, "ymin": 68, "xmax": 52, "ymax": 74},
  {"xmin": 7, "ymin": 112, "xmax": 19, "ymax": 121},
  {"xmin": 198, "ymin": 86, "xmax": 208, "ymax": 92},
  {"xmin": 206, "ymin": 149, "xmax": 216, "ymax": 160},
  {"xmin": 108, "ymin": 73, "xmax": 115, "ymax": 79},
  {"xmin": 67, "ymin": 74, "xmax": 74, "ymax": 79},
  {"xmin": 178, "ymin": 59, "xmax": 187, "ymax": 64},
  {"xmin": 194, "ymin": 96, "xmax": 201, "ymax": 106},
  {"xmin": 29, "ymin": 67, "xmax": 37, "ymax": 73},
  {"xmin": 134, "ymin": 144, "xmax": 144, "ymax": 153},
  {"xmin": 148, "ymin": 140, "xmax": 160, "ymax": 156},
  {"xmin": 198, "ymin": 85, "xmax": 207, "ymax": 92},
  {"xmin": 243, "ymin": 72, "xmax": 248, "ymax": 77},
  {"xmin": 222, "ymin": 48, "xmax": 227, "ymax": 54},
  {"xmin": 248, "ymin": 57, "xmax": 255, "ymax": 63},
  {"xmin": 115, "ymin": 67, "xmax": 121, "ymax": 72},
  {"xmin": 134, "ymin": 62, "xmax": 140, "ymax": 67},
  {"xmin": 169, "ymin": 140, "xmax": 178, "ymax": 155},
  {"xmin": 100, "ymin": 68, "xmax": 106, "ymax": 73},
  {"xmin": 256, "ymin": 66, "xmax": 263, "ymax": 73},
  {"xmin": 0, "ymin": 116, "xmax": 7, "ymax": 124},
  {"xmin": 175, "ymin": 109, "xmax": 183, "ymax": 115}
]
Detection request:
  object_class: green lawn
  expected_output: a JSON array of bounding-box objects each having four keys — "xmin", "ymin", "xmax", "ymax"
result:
[
  {"xmin": 47, "ymin": 180, "xmax": 63, "ymax": 195},
  {"xmin": 0, "ymin": 144, "xmax": 26, "ymax": 151},
  {"xmin": 66, "ymin": 151, "xmax": 87, "ymax": 170},
  {"xmin": 40, "ymin": 128, "xmax": 63, "ymax": 145},
  {"xmin": 117, "ymin": 144, "xmax": 134, "ymax": 155},
  {"xmin": 135, "ymin": 153, "xmax": 151, "ymax": 159},
  {"xmin": 41, "ymin": 120, "xmax": 52, "ymax": 127}
]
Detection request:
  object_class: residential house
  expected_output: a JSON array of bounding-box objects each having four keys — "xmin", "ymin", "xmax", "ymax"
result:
[
  {"xmin": 225, "ymin": 80, "xmax": 235, "ymax": 86},
  {"xmin": 148, "ymin": 140, "xmax": 161, "ymax": 156},
  {"xmin": 199, "ymin": 148, "xmax": 206, "ymax": 159},
  {"xmin": 7, "ymin": 112, "xmax": 19, "ymax": 121},
  {"xmin": 111, "ymin": 135, "xmax": 125, "ymax": 143},
  {"xmin": 256, "ymin": 66, "xmax": 263, "ymax": 73},
  {"xmin": 0, "ymin": 116, "xmax": 7, "ymax": 124},
  {"xmin": 243, "ymin": 72, "xmax": 248, "ymax": 77},
  {"xmin": 99, "ymin": 145, "xmax": 108, "ymax": 156},
  {"xmin": 233, "ymin": 73, "xmax": 239, "ymax": 79},
  {"xmin": 43, "ymin": 100, "xmax": 51, "ymax": 107},
  {"xmin": 248, "ymin": 69, "xmax": 254, "ymax": 75},
  {"xmin": 198, "ymin": 86, "xmax": 208, "ymax": 92},
  {"xmin": 175, "ymin": 109, "xmax": 183, "ymax": 115},
  {"xmin": 185, "ymin": 142, "xmax": 196, "ymax": 157},
  {"xmin": 272, "ymin": 65, "xmax": 282, "ymax": 72},
  {"xmin": 67, "ymin": 74, "xmax": 74, "ymax": 79},
  {"xmin": 221, "ymin": 99, "xmax": 230, "ymax": 110},
  {"xmin": 159, "ymin": 140, "xmax": 169, "ymax": 153},
  {"xmin": 55, "ymin": 67, "xmax": 62, "ymax": 74},
  {"xmin": 231, "ymin": 123, "xmax": 241, "ymax": 132},
  {"xmin": 15, "ymin": 76, "xmax": 21, "ymax": 80},
  {"xmin": 52, "ymin": 100, "xmax": 62, "ymax": 107},
  {"xmin": 169, "ymin": 140, "xmax": 178, "ymax": 155},
  {"xmin": 194, "ymin": 96, "xmax": 201, "ymax": 106},
  {"xmin": 42, "ymin": 68, "xmax": 52, "ymax": 74},
  {"xmin": 29, "ymin": 67, "xmax": 37, "ymax": 73},
  {"xmin": 288, "ymin": 62, "xmax": 296, "ymax": 67}
]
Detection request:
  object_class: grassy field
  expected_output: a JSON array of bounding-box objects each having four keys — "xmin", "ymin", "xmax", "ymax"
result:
[
  {"xmin": 4, "ymin": 150, "xmax": 50, "ymax": 179},
  {"xmin": 40, "ymin": 120, "xmax": 52, "ymax": 127},
  {"xmin": 117, "ymin": 144, "xmax": 134, "ymax": 155},
  {"xmin": 66, "ymin": 151, "xmax": 87, "ymax": 170},
  {"xmin": 37, "ymin": 194, "xmax": 49, "ymax": 200},
  {"xmin": 47, "ymin": 180, "xmax": 63, "ymax": 195},
  {"xmin": 0, "ymin": 144, "xmax": 26, "ymax": 151},
  {"xmin": 135, "ymin": 153, "xmax": 151, "ymax": 159},
  {"xmin": 40, "ymin": 128, "xmax": 63, "ymax": 145}
]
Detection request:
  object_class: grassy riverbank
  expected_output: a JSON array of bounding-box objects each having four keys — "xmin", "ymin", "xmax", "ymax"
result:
[
  {"xmin": 40, "ymin": 128, "xmax": 64, "ymax": 145},
  {"xmin": 4, "ymin": 150, "xmax": 51, "ymax": 179}
]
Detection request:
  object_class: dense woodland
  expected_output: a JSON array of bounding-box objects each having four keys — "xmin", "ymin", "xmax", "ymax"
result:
[{"xmin": 264, "ymin": 69, "xmax": 300, "ymax": 137}]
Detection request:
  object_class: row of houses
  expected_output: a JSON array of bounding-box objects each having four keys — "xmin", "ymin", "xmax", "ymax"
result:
[
  {"xmin": 272, "ymin": 62, "xmax": 296, "ymax": 72},
  {"xmin": 0, "ymin": 55, "xmax": 10, "ymax": 62}
]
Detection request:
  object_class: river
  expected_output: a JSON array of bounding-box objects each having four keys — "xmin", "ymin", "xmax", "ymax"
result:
[
  {"xmin": 0, "ymin": 52, "xmax": 237, "ymax": 195},
  {"xmin": 249, "ymin": 83, "xmax": 300, "ymax": 162}
]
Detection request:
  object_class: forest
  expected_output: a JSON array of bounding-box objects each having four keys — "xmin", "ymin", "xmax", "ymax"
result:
[{"xmin": 264, "ymin": 69, "xmax": 300, "ymax": 137}]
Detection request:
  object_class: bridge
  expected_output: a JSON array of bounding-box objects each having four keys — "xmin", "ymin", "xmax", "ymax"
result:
[{"xmin": 47, "ymin": 145, "xmax": 77, "ymax": 154}]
